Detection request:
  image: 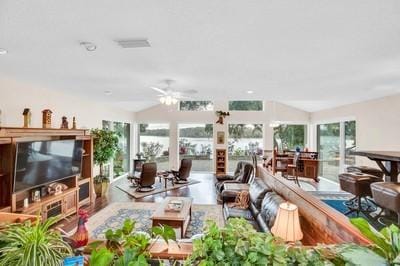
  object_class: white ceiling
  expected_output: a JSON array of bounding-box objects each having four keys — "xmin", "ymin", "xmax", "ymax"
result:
[{"xmin": 1, "ymin": 0, "xmax": 400, "ymax": 112}]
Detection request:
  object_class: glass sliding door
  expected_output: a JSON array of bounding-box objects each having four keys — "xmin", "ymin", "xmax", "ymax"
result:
[
  {"xmin": 138, "ymin": 123, "xmax": 170, "ymax": 171},
  {"xmin": 178, "ymin": 123, "xmax": 213, "ymax": 172},
  {"xmin": 317, "ymin": 123, "xmax": 340, "ymax": 182},
  {"xmin": 345, "ymin": 120, "xmax": 356, "ymax": 167},
  {"xmin": 228, "ymin": 124, "xmax": 263, "ymax": 172},
  {"xmin": 113, "ymin": 122, "xmax": 131, "ymax": 178},
  {"xmin": 273, "ymin": 124, "xmax": 307, "ymax": 151}
]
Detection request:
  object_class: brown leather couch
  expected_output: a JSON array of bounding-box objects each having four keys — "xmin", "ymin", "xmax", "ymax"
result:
[{"xmin": 222, "ymin": 178, "xmax": 285, "ymax": 232}]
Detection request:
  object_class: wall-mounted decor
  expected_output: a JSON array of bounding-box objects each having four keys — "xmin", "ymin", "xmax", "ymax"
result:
[
  {"xmin": 42, "ymin": 109, "xmax": 53, "ymax": 128},
  {"xmin": 217, "ymin": 131, "xmax": 225, "ymax": 144},
  {"xmin": 22, "ymin": 108, "xmax": 32, "ymax": 128},
  {"xmin": 60, "ymin": 116, "xmax": 69, "ymax": 129},
  {"xmin": 215, "ymin": 110, "xmax": 230, "ymax": 124}
]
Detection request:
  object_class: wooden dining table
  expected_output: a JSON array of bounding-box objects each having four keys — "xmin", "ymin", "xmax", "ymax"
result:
[{"xmin": 350, "ymin": 151, "xmax": 400, "ymax": 182}]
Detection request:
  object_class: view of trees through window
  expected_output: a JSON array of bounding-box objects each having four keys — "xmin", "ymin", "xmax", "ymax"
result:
[
  {"xmin": 179, "ymin": 124, "xmax": 213, "ymax": 171},
  {"xmin": 102, "ymin": 120, "xmax": 130, "ymax": 180},
  {"xmin": 113, "ymin": 122, "xmax": 130, "ymax": 178},
  {"xmin": 228, "ymin": 101, "xmax": 263, "ymax": 111},
  {"xmin": 317, "ymin": 122, "xmax": 341, "ymax": 182},
  {"xmin": 179, "ymin": 101, "xmax": 213, "ymax": 111},
  {"xmin": 273, "ymin": 124, "xmax": 307, "ymax": 151},
  {"xmin": 345, "ymin": 120, "xmax": 356, "ymax": 166},
  {"xmin": 138, "ymin": 124, "xmax": 170, "ymax": 170},
  {"xmin": 228, "ymin": 124, "xmax": 263, "ymax": 171}
]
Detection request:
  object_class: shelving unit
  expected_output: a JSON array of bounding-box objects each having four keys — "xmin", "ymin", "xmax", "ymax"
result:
[
  {"xmin": 215, "ymin": 149, "xmax": 227, "ymax": 176},
  {"xmin": 0, "ymin": 127, "xmax": 94, "ymax": 221}
]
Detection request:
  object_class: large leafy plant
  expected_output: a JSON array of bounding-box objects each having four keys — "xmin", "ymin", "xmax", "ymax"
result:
[
  {"xmin": 351, "ymin": 217, "xmax": 400, "ymax": 265},
  {"xmin": 0, "ymin": 217, "xmax": 72, "ymax": 266},
  {"xmin": 184, "ymin": 218, "xmax": 385, "ymax": 266},
  {"xmin": 91, "ymin": 128, "xmax": 120, "ymax": 182}
]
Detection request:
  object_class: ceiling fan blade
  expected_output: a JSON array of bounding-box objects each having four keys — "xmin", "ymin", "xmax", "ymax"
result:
[
  {"xmin": 181, "ymin": 89, "xmax": 198, "ymax": 95},
  {"xmin": 150, "ymin": 86, "xmax": 167, "ymax": 95}
]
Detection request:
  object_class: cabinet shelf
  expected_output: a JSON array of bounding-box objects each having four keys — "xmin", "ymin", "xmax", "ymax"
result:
[{"xmin": 215, "ymin": 149, "xmax": 227, "ymax": 175}]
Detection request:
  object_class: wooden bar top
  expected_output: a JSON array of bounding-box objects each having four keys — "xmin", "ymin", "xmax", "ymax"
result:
[{"xmin": 351, "ymin": 150, "xmax": 400, "ymax": 162}]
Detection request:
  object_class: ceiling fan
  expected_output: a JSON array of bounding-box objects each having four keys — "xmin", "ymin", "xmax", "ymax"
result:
[{"xmin": 151, "ymin": 79, "xmax": 197, "ymax": 105}]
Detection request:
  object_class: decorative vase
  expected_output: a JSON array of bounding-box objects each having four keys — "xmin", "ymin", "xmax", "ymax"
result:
[
  {"xmin": 94, "ymin": 182, "xmax": 109, "ymax": 197},
  {"xmin": 72, "ymin": 209, "xmax": 89, "ymax": 248}
]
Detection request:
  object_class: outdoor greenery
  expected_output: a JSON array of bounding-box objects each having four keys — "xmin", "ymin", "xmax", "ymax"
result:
[
  {"xmin": 92, "ymin": 128, "xmax": 120, "ymax": 182},
  {"xmin": 228, "ymin": 124, "xmax": 263, "ymax": 140},
  {"xmin": 179, "ymin": 101, "xmax": 214, "ymax": 111},
  {"xmin": 113, "ymin": 122, "xmax": 130, "ymax": 177},
  {"xmin": 228, "ymin": 100, "xmax": 263, "ymax": 111},
  {"xmin": 274, "ymin": 124, "xmax": 306, "ymax": 151},
  {"xmin": 0, "ymin": 217, "xmax": 73, "ymax": 266},
  {"xmin": 141, "ymin": 142, "xmax": 163, "ymax": 161}
]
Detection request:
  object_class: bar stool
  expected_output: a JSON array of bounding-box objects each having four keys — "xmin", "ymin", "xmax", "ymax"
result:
[
  {"xmin": 347, "ymin": 166, "xmax": 384, "ymax": 179},
  {"xmin": 338, "ymin": 172, "xmax": 381, "ymax": 216},
  {"xmin": 371, "ymin": 182, "xmax": 400, "ymax": 225}
]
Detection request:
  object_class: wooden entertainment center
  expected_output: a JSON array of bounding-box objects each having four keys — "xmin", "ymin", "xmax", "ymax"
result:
[{"xmin": 0, "ymin": 127, "xmax": 94, "ymax": 221}]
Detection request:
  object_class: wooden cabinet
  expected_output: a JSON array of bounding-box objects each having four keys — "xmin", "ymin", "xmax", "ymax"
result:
[
  {"xmin": 215, "ymin": 149, "xmax": 227, "ymax": 176},
  {"xmin": 0, "ymin": 127, "xmax": 94, "ymax": 222}
]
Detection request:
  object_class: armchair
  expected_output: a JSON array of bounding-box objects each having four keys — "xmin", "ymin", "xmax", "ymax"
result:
[
  {"xmin": 215, "ymin": 161, "xmax": 254, "ymax": 193},
  {"xmin": 171, "ymin": 159, "xmax": 192, "ymax": 184},
  {"xmin": 132, "ymin": 162, "xmax": 157, "ymax": 192}
]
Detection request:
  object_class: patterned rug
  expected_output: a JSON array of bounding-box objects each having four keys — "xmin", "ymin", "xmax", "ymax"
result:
[
  {"xmin": 83, "ymin": 202, "xmax": 224, "ymax": 239},
  {"xmin": 117, "ymin": 179, "xmax": 201, "ymax": 199}
]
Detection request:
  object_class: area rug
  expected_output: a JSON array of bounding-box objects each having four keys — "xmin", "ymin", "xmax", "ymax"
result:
[
  {"xmin": 82, "ymin": 202, "xmax": 224, "ymax": 239},
  {"xmin": 117, "ymin": 179, "xmax": 201, "ymax": 199}
]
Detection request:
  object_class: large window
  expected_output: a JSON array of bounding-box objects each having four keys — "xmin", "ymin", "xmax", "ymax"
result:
[
  {"xmin": 274, "ymin": 124, "xmax": 307, "ymax": 151},
  {"xmin": 345, "ymin": 120, "xmax": 356, "ymax": 167},
  {"xmin": 113, "ymin": 122, "xmax": 131, "ymax": 178},
  {"xmin": 179, "ymin": 101, "xmax": 213, "ymax": 111},
  {"xmin": 179, "ymin": 124, "xmax": 213, "ymax": 172},
  {"xmin": 317, "ymin": 120, "xmax": 356, "ymax": 182},
  {"xmin": 228, "ymin": 124, "xmax": 263, "ymax": 172},
  {"xmin": 317, "ymin": 123, "xmax": 340, "ymax": 182},
  {"xmin": 138, "ymin": 123, "xmax": 169, "ymax": 170},
  {"xmin": 102, "ymin": 120, "xmax": 131, "ymax": 181},
  {"xmin": 228, "ymin": 101, "xmax": 263, "ymax": 111}
]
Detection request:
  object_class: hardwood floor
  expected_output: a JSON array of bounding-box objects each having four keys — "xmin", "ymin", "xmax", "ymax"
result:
[{"xmin": 58, "ymin": 173, "xmax": 218, "ymax": 232}]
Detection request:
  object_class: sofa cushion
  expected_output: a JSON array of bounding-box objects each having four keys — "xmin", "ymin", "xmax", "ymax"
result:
[
  {"xmin": 249, "ymin": 178, "xmax": 272, "ymax": 208},
  {"xmin": 259, "ymin": 192, "xmax": 285, "ymax": 229},
  {"xmin": 223, "ymin": 204, "xmax": 254, "ymax": 220}
]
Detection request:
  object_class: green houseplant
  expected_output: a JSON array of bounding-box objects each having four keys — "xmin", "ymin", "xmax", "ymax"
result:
[
  {"xmin": 91, "ymin": 128, "xmax": 120, "ymax": 197},
  {"xmin": 0, "ymin": 217, "xmax": 73, "ymax": 266}
]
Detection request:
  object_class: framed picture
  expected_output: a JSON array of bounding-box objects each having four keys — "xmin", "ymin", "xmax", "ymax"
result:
[{"xmin": 217, "ymin": 131, "xmax": 225, "ymax": 144}]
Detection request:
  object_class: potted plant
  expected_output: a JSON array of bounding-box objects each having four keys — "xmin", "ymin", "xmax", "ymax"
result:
[
  {"xmin": 0, "ymin": 217, "xmax": 72, "ymax": 266},
  {"xmin": 91, "ymin": 128, "xmax": 120, "ymax": 197}
]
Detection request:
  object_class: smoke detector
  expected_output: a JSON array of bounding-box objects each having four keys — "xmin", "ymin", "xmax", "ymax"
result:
[{"xmin": 115, "ymin": 39, "xmax": 151, "ymax": 48}]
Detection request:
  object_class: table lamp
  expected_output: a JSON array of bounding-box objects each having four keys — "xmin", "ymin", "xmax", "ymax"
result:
[{"xmin": 271, "ymin": 202, "xmax": 303, "ymax": 242}]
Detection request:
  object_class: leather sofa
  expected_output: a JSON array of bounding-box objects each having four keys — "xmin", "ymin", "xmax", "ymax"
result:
[{"xmin": 222, "ymin": 177, "xmax": 285, "ymax": 232}]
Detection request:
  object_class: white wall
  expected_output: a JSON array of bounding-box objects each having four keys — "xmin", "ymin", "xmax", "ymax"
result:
[
  {"xmin": 0, "ymin": 77, "xmax": 134, "ymax": 129},
  {"xmin": 310, "ymin": 93, "xmax": 400, "ymax": 166},
  {"xmin": 135, "ymin": 100, "xmax": 310, "ymax": 169}
]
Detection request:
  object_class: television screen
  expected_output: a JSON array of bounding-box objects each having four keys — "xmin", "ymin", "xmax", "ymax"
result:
[{"xmin": 14, "ymin": 139, "xmax": 83, "ymax": 192}]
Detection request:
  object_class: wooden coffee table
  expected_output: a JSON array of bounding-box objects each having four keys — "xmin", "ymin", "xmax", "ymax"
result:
[{"xmin": 151, "ymin": 197, "xmax": 193, "ymax": 238}]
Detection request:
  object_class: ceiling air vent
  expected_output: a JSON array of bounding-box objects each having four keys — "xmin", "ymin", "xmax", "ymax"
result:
[{"xmin": 115, "ymin": 39, "xmax": 151, "ymax": 48}]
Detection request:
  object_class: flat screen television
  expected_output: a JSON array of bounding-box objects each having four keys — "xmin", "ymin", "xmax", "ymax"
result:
[{"xmin": 14, "ymin": 139, "xmax": 83, "ymax": 192}]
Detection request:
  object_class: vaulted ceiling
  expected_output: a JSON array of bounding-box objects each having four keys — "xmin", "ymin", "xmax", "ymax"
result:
[{"xmin": 1, "ymin": 0, "xmax": 400, "ymax": 112}]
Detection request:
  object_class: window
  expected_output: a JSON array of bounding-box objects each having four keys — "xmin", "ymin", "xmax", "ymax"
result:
[
  {"xmin": 228, "ymin": 124, "xmax": 263, "ymax": 171},
  {"xmin": 317, "ymin": 123, "xmax": 340, "ymax": 182},
  {"xmin": 178, "ymin": 124, "xmax": 213, "ymax": 172},
  {"xmin": 179, "ymin": 101, "xmax": 214, "ymax": 111},
  {"xmin": 138, "ymin": 123, "xmax": 169, "ymax": 170},
  {"xmin": 274, "ymin": 124, "xmax": 307, "ymax": 151},
  {"xmin": 317, "ymin": 120, "xmax": 356, "ymax": 182},
  {"xmin": 113, "ymin": 122, "xmax": 131, "ymax": 178},
  {"xmin": 102, "ymin": 120, "xmax": 131, "ymax": 181},
  {"xmin": 345, "ymin": 120, "xmax": 356, "ymax": 167},
  {"xmin": 228, "ymin": 101, "xmax": 263, "ymax": 111}
]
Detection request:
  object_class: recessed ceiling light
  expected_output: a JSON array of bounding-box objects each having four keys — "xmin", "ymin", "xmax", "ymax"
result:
[
  {"xmin": 80, "ymin": 42, "xmax": 97, "ymax": 51},
  {"xmin": 247, "ymin": 90, "xmax": 254, "ymax": 94},
  {"xmin": 104, "ymin": 90, "xmax": 112, "ymax": 95},
  {"xmin": 0, "ymin": 48, "xmax": 8, "ymax": 55}
]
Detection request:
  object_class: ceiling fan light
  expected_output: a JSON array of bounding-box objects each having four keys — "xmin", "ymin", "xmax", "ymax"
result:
[
  {"xmin": 165, "ymin": 96, "xmax": 172, "ymax": 105},
  {"xmin": 172, "ymin": 98, "xmax": 178, "ymax": 104},
  {"xmin": 159, "ymin": 97, "xmax": 166, "ymax": 104}
]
